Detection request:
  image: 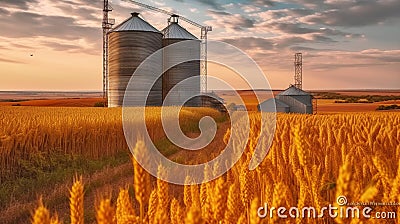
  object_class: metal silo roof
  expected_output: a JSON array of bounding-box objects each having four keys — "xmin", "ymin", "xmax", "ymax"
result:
[
  {"xmin": 112, "ymin": 12, "xmax": 160, "ymax": 33},
  {"xmin": 162, "ymin": 23, "xmax": 198, "ymax": 40},
  {"xmin": 278, "ymin": 85, "xmax": 311, "ymax": 96}
]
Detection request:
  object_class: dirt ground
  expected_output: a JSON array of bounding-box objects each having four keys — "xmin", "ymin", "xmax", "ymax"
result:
[
  {"xmin": 315, "ymin": 99, "xmax": 399, "ymax": 113},
  {"xmin": 325, "ymin": 90, "xmax": 400, "ymax": 96},
  {"xmin": 0, "ymin": 98, "xmax": 104, "ymax": 107}
]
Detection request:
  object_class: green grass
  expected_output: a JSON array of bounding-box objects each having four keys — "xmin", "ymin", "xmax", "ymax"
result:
[
  {"xmin": 0, "ymin": 150, "xmax": 130, "ymax": 209},
  {"xmin": 156, "ymin": 111, "xmax": 228, "ymax": 158}
]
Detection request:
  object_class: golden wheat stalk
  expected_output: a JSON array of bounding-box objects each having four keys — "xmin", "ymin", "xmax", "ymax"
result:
[
  {"xmin": 359, "ymin": 186, "xmax": 378, "ymax": 202},
  {"xmin": 132, "ymin": 143, "xmax": 150, "ymax": 222},
  {"xmin": 31, "ymin": 199, "xmax": 51, "ymax": 224},
  {"xmin": 240, "ymin": 164, "xmax": 253, "ymax": 220},
  {"xmin": 185, "ymin": 206, "xmax": 204, "ymax": 224},
  {"xmin": 184, "ymin": 176, "xmax": 193, "ymax": 209},
  {"xmin": 50, "ymin": 213, "xmax": 61, "ymax": 224},
  {"xmin": 199, "ymin": 183, "xmax": 212, "ymax": 221},
  {"xmin": 170, "ymin": 198, "xmax": 179, "ymax": 224},
  {"xmin": 157, "ymin": 164, "xmax": 170, "ymax": 214},
  {"xmin": 389, "ymin": 164, "xmax": 400, "ymax": 201},
  {"xmin": 116, "ymin": 188, "xmax": 135, "ymax": 224},
  {"xmin": 213, "ymin": 177, "xmax": 227, "ymax": 221},
  {"xmin": 249, "ymin": 197, "xmax": 260, "ymax": 224},
  {"xmin": 191, "ymin": 184, "xmax": 201, "ymax": 210},
  {"xmin": 96, "ymin": 199, "xmax": 115, "ymax": 224},
  {"xmin": 147, "ymin": 189, "xmax": 158, "ymax": 223},
  {"xmin": 224, "ymin": 183, "xmax": 241, "ymax": 223},
  {"xmin": 70, "ymin": 176, "xmax": 84, "ymax": 224},
  {"xmin": 118, "ymin": 215, "xmax": 139, "ymax": 224}
]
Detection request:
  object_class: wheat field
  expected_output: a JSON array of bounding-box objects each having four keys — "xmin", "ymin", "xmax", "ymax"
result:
[
  {"xmin": 0, "ymin": 107, "xmax": 220, "ymax": 181},
  {"xmin": 29, "ymin": 112, "xmax": 400, "ymax": 223}
]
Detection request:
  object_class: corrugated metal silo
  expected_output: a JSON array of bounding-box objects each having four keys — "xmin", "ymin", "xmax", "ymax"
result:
[
  {"xmin": 108, "ymin": 12, "xmax": 163, "ymax": 107},
  {"xmin": 276, "ymin": 85, "xmax": 313, "ymax": 114},
  {"xmin": 258, "ymin": 98, "xmax": 290, "ymax": 113},
  {"xmin": 162, "ymin": 15, "xmax": 201, "ymax": 106}
]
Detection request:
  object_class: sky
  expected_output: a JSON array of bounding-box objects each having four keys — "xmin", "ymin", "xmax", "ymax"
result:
[{"xmin": 0, "ymin": 0, "xmax": 399, "ymax": 91}]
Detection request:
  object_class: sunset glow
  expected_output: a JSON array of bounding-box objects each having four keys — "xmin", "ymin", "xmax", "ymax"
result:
[{"xmin": 0, "ymin": 0, "xmax": 399, "ymax": 91}]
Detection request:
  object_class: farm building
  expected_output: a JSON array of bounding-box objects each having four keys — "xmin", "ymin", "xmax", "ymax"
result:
[
  {"xmin": 234, "ymin": 105, "xmax": 247, "ymax": 111},
  {"xmin": 257, "ymin": 98, "xmax": 289, "ymax": 113},
  {"xmin": 258, "ymin": 85, "xmax": 313, "ymax": 114}
]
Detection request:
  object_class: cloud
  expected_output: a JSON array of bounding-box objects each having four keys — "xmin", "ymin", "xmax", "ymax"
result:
[
  {"xmin": 0, "ymin": 57, "xmax": 26, "ymax": 64},
  {"xmin": 250, "ymin": 0, "xmax": 275, "ymax": 7},
  {"xmin": 303, "ymin": 0, "xmax": 400, "ymax": 26},
  {"xmin": 290, "ymin": 46, "xmax": 324, "ymax": 52},
  {"xmin": 358, "ymin": 49, "xmax": 400, "ymax": 63},
  {"xmin": 206, "ymin": 10, "xmax": 255, "ymax": 31},
  {"xmin": 260, "ymin": 0, "xmax": 400, "ymax": 27},
  {"xmin": 172, "ymin": 0, "xmax": 224, "ymax": 10},
  {"xmin": 287, "ymin": 8, "xmax": 314, "ymax": 17},
  {"xmin": 0, "ymin": 0, "xmax": 398, "ymax": 90},
  {"xmin": 11, "ymin": 43, "xmax": 36, "ymax": 49},
  {"xmin": 198, "ymin": 0, "xmax": 224, "ymax": 10},
  {"xmin": 274, "ymin": 36, "xmax": 311, "ymax": 48},
  {"xmin": 221, "ymin": 34, "xmax": 337, "ymax": 54},
  {"xmin": 311, "ymin": 34, "xmax": 336, "ymax": 43},
  {"xmin": 0, "ymin": 8, "xmax": 10, "ymax": 15},
  {"xmin": 299, "ymin": 49, "xmax": 400, "ymax": 71},
  {"xmin": 63, "ymin": 0, "xmax": 102, "ymax": 8},
  {"xmin": 41, "ymin": 42, "xmax": 83, "ymax": 52},
  {"xmin": 0, "ymin": 0, "xmax": 37, "ymax": 9},
  {"xmin": 56, "ymin": 4, "xmax": 99, "ymax": 21},
  {"xmin": 0, "ymin": 11, "xmax": 100, "ymax": 42},
  {"xmin": 222, "ymin": 37, "xmax": 274, "ymax": 51},
  {"xmin": 271, "ymin": 22, "xmax": 362, "ymax": 38},
  {"xmin": 241, "ymin": 5, "xmax": 262, "ymax": 13},
  {"xmin": 270, "ymin": 23, "xmax": 316, "ymax": 34},
  {"xmin": 251, "ymin": 8, "xmax": 364, "ymax": 45}
]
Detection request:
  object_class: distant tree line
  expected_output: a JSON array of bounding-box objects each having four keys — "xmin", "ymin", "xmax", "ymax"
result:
[
  {"xmin": 313, "ymin": 92, "xmax": 400, "ymax": 104},
  {"xmin": 376, "ymin": 104, "xmax": 400, "ymax": 111}
]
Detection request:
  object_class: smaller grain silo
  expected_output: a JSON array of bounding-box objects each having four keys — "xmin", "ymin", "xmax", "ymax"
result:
[
  {"xmin": 276, "ymin": 85, "xmax": 313, "ymax": 114},
  {"xmin": 258, "ymin": 98, "xmax": 290, "ymax": 113},
  {"xmin": 162, "ymin": 15, "xmax": 201, "ymax": 106},
  {"xmin": 108, "ymin": 12, "xmax": 163, "ymax": 107}
]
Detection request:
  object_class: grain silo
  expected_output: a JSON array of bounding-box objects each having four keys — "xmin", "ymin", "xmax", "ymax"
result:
[
  {"xmin": 258, "ymin": 98, "xmax": 290, "ymax": 113},
  {"xmin": 162, "ymin": 15, "xmax": 201, "ymax": 106},
  {"xmin": 276, "ymin": 85, "xmax": 313, "ymax": 114},
  {"xmin": 108, "ymin": 12, "xmax": 163, "ymax": 107}
]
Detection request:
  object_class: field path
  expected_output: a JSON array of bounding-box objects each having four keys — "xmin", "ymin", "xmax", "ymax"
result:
[{"xmin": 0, "ymin": 115, "xmax": 231, "ymax": 224}]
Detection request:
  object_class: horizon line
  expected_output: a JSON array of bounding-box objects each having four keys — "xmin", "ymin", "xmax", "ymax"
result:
[{"xmin": 1, "ymin": 88, "xmax": 400, "ymax": 93}]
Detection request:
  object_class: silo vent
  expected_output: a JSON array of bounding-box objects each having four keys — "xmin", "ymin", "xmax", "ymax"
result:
[
  {"xmin": 170, "ymin": 14, "xmax": 179, "ymax": 23},
  {"xmin": 131, "ymin": 12, "xmax": 140, "ymax": 17}
]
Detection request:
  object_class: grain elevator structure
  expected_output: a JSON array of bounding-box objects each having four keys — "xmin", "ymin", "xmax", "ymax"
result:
[
  {"xmin": 162, "ymin": 15, "xmax": 201, "ymax": 107},
  {"xmin": 107, "ymin": 12, "xmax": 201, "ymax": 107}
]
